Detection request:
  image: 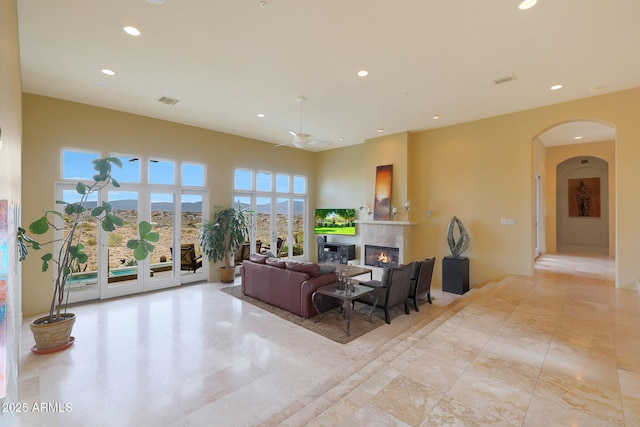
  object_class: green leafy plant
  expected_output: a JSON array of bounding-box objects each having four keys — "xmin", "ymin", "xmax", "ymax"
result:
[
  {"xmin": 198, "ymin": 206, "xmax": 253, "ymax": 269},
  {"xmin": 17, "ymin": 157, "xmax": 159, "ymax": 323}
]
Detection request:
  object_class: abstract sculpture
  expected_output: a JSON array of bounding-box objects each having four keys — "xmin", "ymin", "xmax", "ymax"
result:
[{"xmin": 447, "ymin": 216, "xmax": 470, "ymax": 258}]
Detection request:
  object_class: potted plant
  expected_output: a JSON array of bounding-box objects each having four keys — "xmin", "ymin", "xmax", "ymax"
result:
[
  {"xmin": 198, "ymin": 205, "xmax": 252, "ymax": 283},
  {"xmin": 17, "ymin": 157, "xmax": 159, "ymax": 353}
]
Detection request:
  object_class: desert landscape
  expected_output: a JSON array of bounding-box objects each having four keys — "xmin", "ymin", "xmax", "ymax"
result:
[{"xmin": 68, "ymin": 210, "xmax": 305, "ymax": 273}]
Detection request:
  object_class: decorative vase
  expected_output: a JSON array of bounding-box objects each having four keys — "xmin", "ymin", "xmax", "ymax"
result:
[{"xmin": 30, "ymin": 313, "xmax": 76, "ymax": 354}]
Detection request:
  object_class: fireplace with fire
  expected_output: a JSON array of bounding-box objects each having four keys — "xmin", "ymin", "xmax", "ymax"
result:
[{"xmin": 364, "ymin": 245, "xmax": 400, "ymax": 268}]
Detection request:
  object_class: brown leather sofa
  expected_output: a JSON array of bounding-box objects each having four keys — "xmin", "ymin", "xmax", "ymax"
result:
[{"xmin": 240, "ymin": 255, "xmax": 339, "ymax": 318}]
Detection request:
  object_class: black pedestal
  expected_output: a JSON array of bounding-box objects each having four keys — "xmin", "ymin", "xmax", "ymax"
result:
[{"xmin": 442, "ymin": 256, "xmax": 469, "ymax": 295}]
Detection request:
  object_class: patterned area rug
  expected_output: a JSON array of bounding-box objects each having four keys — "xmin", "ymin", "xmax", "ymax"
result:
[{"xmin": 220, "ymin": 285, "xmax": 407, "ymax": 344}]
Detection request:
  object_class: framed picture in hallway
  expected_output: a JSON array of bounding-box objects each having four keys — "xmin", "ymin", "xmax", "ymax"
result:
[{"xmin": 568, "ymin": 177, "xmax": 601, "ymax": 217}]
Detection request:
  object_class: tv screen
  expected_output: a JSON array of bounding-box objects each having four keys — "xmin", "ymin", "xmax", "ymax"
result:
[{"xmin": 315, "ymin": 208, "xmax": 356, "ymax": 235}]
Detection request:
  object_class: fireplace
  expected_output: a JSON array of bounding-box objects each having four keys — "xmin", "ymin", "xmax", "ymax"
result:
[{"xmin": 364, "ymin": 245, "xmax": 400, "ymax": 268}]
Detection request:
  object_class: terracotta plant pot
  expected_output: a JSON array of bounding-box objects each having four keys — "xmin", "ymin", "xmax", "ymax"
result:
[
  {"xmin": 219, "ymin": 266, "xmax": 235, "ymax": 283},
  {"xmin": 30, "ymin": 313, "xmax": 76, "ymax": 354}
]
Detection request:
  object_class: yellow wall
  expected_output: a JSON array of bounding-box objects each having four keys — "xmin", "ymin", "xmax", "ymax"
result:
[
  {"xmin": 317, "ymin": 88, "xmax": 640, "ymax": 291},
  {"xmin": 21, "ymin": 94, "xmax": 318, "ymax": 316},
  {"xmin": 409, "ymin": 113, "xmax": 534, "ymax": 287},
  {"xmin": 544, "ymin": 140, "xmax": 616, "ymax": 255}
]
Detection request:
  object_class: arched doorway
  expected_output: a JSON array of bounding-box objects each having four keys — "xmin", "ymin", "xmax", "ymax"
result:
[
  {"xmin": 534, "ymin": 120, "xmax": 616, "ymax": 257},
  {"xmin": 556, "ymin": 156, "xmax": 609, "ymax": 254}
]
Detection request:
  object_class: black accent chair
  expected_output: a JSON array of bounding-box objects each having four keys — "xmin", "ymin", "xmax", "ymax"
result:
[
  {"xmin": 409, "ymin": 258, "xmax": 435, "ymax": 311},
  {"xmin": 360, "ymin": 262, "xmax": 414, "ymax": 324}
]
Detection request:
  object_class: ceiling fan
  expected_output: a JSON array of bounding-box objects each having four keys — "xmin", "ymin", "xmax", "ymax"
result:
[{"xmin": 276, "ymin": 97, "xmax": 334, "ymax": 149}]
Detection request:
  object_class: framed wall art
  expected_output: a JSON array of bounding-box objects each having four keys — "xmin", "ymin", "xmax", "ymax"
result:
[
  {"xmin": 374, "ymin": 164, "xmax": 393, "ymax": 220},
  {"xmin": 568, "ymin": 177, "xmax": 600, "ymax": 217}
]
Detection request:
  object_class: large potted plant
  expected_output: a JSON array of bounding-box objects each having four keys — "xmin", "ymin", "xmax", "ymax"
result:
[
  {"xmin": 198, "ymin": 205, "xmax": 252, "ymax": 283},
  {"xmin": 18, "ymin": 157, "xmax": 159, "ymax": 353}
]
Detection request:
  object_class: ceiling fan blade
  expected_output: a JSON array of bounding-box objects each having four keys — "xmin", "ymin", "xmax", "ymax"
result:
[
  {"xmin": 275, "ymin": 141, "xmax": 295, "ymax": 148},
  {"xmin": 308, "ymin": 139, "xmax": 334, "ymax": 146}
]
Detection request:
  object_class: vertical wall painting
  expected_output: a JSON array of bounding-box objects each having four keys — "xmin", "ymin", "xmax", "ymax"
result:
[
  {"xmin": 569, "ymin": 177, "xmax": 601, "ymax": 217},
  {"xmin": 374, "ymin": 165, "xmax": 393, "ymax": 220},
  {"xmin": 0, "ymin": 199, "xmax": 7, "ymax": 397}
]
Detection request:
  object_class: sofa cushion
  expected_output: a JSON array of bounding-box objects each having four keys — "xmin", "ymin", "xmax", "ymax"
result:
[
  {"xmin": 265, "ymin": 257, "xmax": 287, "ymax": 268},
  {"xmin": 249, "ymin": 253, "xmax": 268, "ymax": 264},
  {"xmin": 319, "ymin": 264, "xmax": 337, "ymax": 275},
  {"xmin": 286, "ymin": 260, "xmax": 321, "ymax": 277}
]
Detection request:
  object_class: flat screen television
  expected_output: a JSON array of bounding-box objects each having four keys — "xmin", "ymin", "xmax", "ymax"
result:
[{"xmin": 314, "ymin": 208, "xmax": 356, "ymax": 235}]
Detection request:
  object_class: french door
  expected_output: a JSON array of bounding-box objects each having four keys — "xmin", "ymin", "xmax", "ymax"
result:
[{"xmin": 62, "ymin": 183, "xmax": 206, "ymax": 303}]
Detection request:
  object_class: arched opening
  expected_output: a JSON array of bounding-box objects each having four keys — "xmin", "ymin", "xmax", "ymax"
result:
[
  {"xmin": 556, "ymin": 156, "xmax": 609, "ymax": 254},
  {"xmin": 533, "ymin": 120, "xmax": 616, "ymax": 257}
]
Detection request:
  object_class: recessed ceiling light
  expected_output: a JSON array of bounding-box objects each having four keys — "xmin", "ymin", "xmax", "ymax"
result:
[
  {"xmin": 550, "ymin": 84, "xmax": 563, "ymax": 90},
  {"xmin": 574, "ymin": 136, "xmax": 583, "ymax": 140},
  {"xmin": 357, "ymin": 70, "xmax": 369, "ymax": 77},
  {"xmin": 123, "ymin": 26, "xmax": 141, "ymax": 36},
  {"xmin": 101, "ymin": 69, "xmax": 115, "ymax": 76},
  {"xmin": 259, "ymin": 1, "xmax": 268, "ymax": 8},
  {"xmin": 518, "ymin": 0, "xmax": 537, "ymax": 10},
  {"xmin": 257, "ymin": 113, "xmax": 265, "ymax": 118},
  {"xmin": 432, "ymin": 114, "xmax": 442, "ymax": 120},
  {"xmin": 377, "ymin": 128, "xmax": 384, "ymax": 133},
  {"xmin": 146, "ymin": 0, "xmax": 165, "ymax": 4},
  {"xmin": 339, "ymin": 137, "xmax": 344, "ymax": 141}
]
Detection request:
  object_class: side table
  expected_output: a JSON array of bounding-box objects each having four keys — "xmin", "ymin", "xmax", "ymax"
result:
[{"xmin": 312, "ymin": 282, "xmax": 375, "ymax": 337}]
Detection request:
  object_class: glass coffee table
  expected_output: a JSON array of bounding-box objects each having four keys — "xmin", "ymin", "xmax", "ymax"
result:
[
  {"xmin": 319, "ymin": 264, "xmax": 373, "ymax": 280},
  {"xmin": 312, "ymin": 282, "xmax": 376, "ymax": 337}
]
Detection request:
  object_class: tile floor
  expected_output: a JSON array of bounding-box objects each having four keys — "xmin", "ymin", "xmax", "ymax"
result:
[{"xmin": 7, "ymin": 253, "xmax": 640, "ymax": 426}]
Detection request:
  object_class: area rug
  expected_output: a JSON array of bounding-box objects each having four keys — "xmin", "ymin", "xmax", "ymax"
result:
[{"xmin": 220, "ymin": 285, "xmax": 406, "ymax": 344}]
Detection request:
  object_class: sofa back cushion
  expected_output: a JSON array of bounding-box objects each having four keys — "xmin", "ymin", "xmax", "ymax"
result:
[
  {"xmin": 319, "ymin": 264, "xmax": 337, "ymax": 275},
  {"xmin": 265, "ymin": 257, "xmax": 287, "ymax": 268},
  {"xmin": 285, "ymin": 260, "xmax": 321, "ymax": 277},
  {"xmin": 249, "ymin": 253, "xmax": 268, "ymax": 264}
]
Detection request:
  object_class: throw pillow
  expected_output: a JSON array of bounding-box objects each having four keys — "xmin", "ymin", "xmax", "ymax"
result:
[
  {"xmin": 265, "ymin": 257, "xmax": 286, "ymax": 268},
  {"xmin": 285, "ymin": 261, "xmax": 322, "ymax": 277},
  {"xmin": 249, "ymin": 253, "xmax": 268, "ymax": 264},
  {"xmin": 319, "ymin": 264, "xmax": 337, "ymax": 275}
]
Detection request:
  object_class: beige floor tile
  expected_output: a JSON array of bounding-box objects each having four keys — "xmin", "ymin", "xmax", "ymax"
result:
[
  {"xmin": 534, "ymin": 370, "xmax": 625, "ymax": 425},
  {"xmin": 370, "ymin": 375, "xmax": 441, "ymax": 426},
  {"xmin": 12, "ymin": 253, "xmax": 637, "ymax": 426},
  {"xmin": 446, "ymin": 371, "xmax": 531, "ymax": 426}
]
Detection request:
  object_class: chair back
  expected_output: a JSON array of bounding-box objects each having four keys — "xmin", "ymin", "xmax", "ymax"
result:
[
  {"xmin": 180, "ymin": 244, "xmax": 196, "ymax": 267},
  {"xmin": 276, "ymin": 237, "xmax": 287, "ymax": 258},
  {"xmin": 385, "ymin": 263, "xmax": 413, "ymax": 306},
  {"xmin": 235, "ymin": 242, "xmax": 251, "ymax": 264},
  {"xmin": 415, "ymin": 258, "xmax": 435, "ymax": 297}
]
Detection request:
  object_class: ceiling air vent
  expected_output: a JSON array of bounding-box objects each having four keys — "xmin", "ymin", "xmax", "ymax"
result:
[
  {"xmin": 493, "ymin": 74, "xmax": 517, "ymax": 85},
  {"xmin": 158, "ymin": 96, "xmax": 179, "ymax": 105}
]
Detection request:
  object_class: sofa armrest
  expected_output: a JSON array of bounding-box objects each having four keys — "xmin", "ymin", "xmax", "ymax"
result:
[{"xmin": 300, "ymin": 273, "xmax": 340, "ymax": 318}]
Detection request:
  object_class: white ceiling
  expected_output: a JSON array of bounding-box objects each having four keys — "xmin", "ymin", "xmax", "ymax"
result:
[{"xmin": 16, "ymin": 0, "xmax": 640, "ymax": 151}]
